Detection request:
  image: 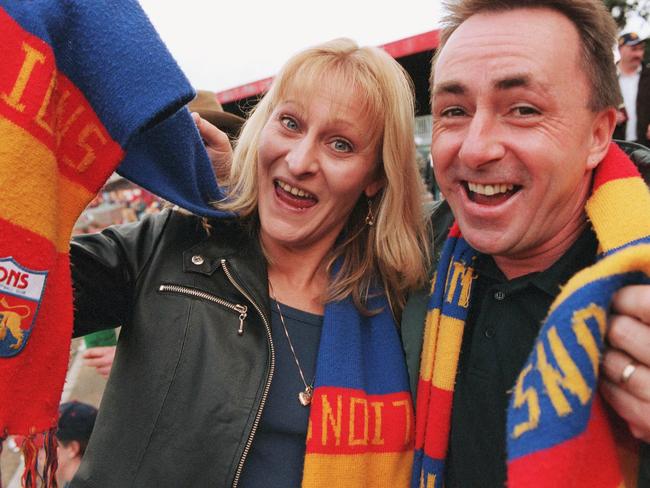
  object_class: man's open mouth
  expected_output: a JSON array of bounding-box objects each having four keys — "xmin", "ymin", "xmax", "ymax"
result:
[{"xmin": 464, "ymin": 181, "xmax": 521, "ymax": 205}]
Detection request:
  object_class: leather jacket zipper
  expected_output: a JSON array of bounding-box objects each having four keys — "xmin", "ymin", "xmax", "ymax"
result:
[
  {"xmin": 220, "ymin": 258, "xmax": 275, "ymax": 488},
  {"xmin": 158, "ymin": 284, "xmax": 248, "ymax": 335}
]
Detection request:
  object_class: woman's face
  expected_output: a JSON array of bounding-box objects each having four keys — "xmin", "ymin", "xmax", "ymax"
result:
[{"xmin": 256, "ymin": 83, "xmax": 383, "ymax": 253}]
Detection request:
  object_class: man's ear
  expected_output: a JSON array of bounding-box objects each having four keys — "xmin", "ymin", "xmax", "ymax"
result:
[
  {"xmin": 587, "ymin": 107, "xmax": 617, "ymax": 170},
  {"xmin": 69, "ymin": 440, "xmax": 82, "ymax": 459}
]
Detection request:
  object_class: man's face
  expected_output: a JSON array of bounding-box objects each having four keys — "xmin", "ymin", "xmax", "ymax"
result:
[
  {"xmin": 619, "ymin": 43, "xmax": 645, "ymax": 70},
  {"xmin": 431, "ymin": 8, "xmax": 607, "ymax": 259}
]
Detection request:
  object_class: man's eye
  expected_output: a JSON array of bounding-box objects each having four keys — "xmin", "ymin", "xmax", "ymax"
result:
[
  {"xmin": 440, "ymin": 107, "xmax": 466, "ymax": 117},
  {"xmin": 512, "ymin": 105, "xmax": 540, "ymax": 116},
  {"xmin": 331, "ymin": 139, "xmax": 352, "ymax": 153},
  {"xmin": 280, "ymin": 116, "xmax": 299, "ymax": 130}
]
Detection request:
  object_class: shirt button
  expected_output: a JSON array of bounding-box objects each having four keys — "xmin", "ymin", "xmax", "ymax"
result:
[
  {"xmin": 494, "ymin": 290, "xmax": 506, "ymax": 301},
  {"xmin": 191, "ymin": 255, "xmax": 205, "ymax": 265},
  {"xmin": 484, "ymin": 327, "xmax": 496, "ymax": 338}
]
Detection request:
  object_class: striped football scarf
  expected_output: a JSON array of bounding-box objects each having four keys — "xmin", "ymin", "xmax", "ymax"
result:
[
  {"xmin": 412, "ymin": 142, "xmax": 650, "ymax": 488},
  {"xmin": 0, "ymin": 1, "xmax": 227, "ymax": 485},
  {"xmin": 302, "ymin": 293, "xmax": 415, "ymax": 488}
]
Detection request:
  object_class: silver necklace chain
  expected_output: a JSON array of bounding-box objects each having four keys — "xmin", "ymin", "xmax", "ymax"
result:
[{"xmin": 269, "ymin": 282, "xmax": 314, "ymax": 406}]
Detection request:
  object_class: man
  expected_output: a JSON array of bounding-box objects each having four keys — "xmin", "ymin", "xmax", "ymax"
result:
[
  {"xmin": 614, "ymin": 32, "xmax": 650, "ymax": 147},
  {"xmin": 401, "ymin": 1, "xmax": 650, "ymax": 486},
  {"xmin": 56, "ymin": 401, "xmax": 98, "ymax": 487}
]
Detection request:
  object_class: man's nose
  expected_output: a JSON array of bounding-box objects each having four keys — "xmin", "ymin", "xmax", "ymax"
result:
[
  {"xmin": 286, "ymin": 136, "xmax": 320, "ymax": 175},
  {"xmin": 457, "ymin": 112, "xmax": 505, "ymax": 168}
]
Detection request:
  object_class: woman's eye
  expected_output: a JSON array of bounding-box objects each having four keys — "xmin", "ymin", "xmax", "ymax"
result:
[
  {"xmin": 331, "ymin": 139, "xmax": 352, "ymax": 153},
  {"xmin": 440, "ymin": 107, "xmax": 466, "ymax": 117},
  {"xmin": 280, "ymin": 116, "xmax": 299, "ymax": 130}
]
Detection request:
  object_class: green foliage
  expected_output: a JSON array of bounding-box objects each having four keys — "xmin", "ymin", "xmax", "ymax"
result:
[{"xmin": 604, "ymin": 0, "xmax": 650, "ymax": 29}]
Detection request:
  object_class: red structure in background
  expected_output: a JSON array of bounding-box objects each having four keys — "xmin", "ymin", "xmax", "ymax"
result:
[{"xmin": 216, "ymin": 30, "xmax": 440, "ymax": 118}]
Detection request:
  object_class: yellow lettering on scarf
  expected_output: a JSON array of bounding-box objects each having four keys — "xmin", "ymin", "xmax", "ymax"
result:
[
  {"xmin": 572, "ymin": 304, "xmax": 606, "ymax": 376},
  {"xmin": 419, "ymin": 471, "xmax": 436, "ymax": 488},
  {"xmin": 321, "ymin": 394, "xmax": 342, "ymax": 446},
  {"xmin": 62, "ymin": 123, "xmax": 107, "ymax": 172},
  {"xmin": 35, "ymin": 71, "xmax": 57, "ymax": 134},
  {"xmin": 511, "ymin": 364, "xmax": 540, "ymax": 438},
  {"xmin": 306, "ymin": 418, "xmax": 312, "ymax": 442},
  {"xmin": 54, "ymin": 90, "xmax": 84, "ymax": 146},
  {"xmin": 537, "ymin": 326, "xmax": 591, "ymax": 416},
  {"xmin": 370, "ymin": 401, "xmax": 385, "ymax": 445},
  {"xmin": 445, "ymin": 262, "xmax": 474, "ymax": 308},
  {"xmin": 2, "ymin": 42, "xmax": 46, "ymax": 112},
  {"xmin": 392, "ymin": 399, "xmax": 413, "ymax": 445},
  {"xmin": 349, "ymin": 397, "xmax": 369, "ymax": 446}
]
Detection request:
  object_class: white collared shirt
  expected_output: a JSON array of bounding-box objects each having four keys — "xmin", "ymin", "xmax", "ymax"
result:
[{"xmin": 619, "ymin": 65, "xmax": 642, "ymax": 141}]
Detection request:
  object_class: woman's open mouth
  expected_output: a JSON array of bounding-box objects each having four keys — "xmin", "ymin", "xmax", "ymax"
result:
[{"xmin": 274, "ymin": 179, "xmax": 318, "ymax": 209}]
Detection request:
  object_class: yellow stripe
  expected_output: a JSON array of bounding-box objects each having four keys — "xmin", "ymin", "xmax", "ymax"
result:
[
  {"xmin": 420, "ymin": 309, "xmax": 441, "ymax": 382},
  {"xmin": 0, "ymin": 118, "xmax": 94, "ymax": 252},
  {"xmin": 549, "ymin": 245, "xmax": 650, "ymax": 315},
  {"xmin": 586, "ymin": 178, "xmax": 650, "ymax": 252},
  {"xmin": 432, "ymin": 316, "xmax": 465, "ymax": 391},
  {"xmin": 302, "ymin": 451, "xmax": 413, "ymax": 488}
]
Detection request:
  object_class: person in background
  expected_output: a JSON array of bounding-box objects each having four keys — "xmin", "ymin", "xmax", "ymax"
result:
[
  {"xmin": 55, "ymin": 402, "xmax": 97, "ymax": 488},
  {"xmin": 614, "ymin": 32, "xmax": 650, "ymax": 147}
]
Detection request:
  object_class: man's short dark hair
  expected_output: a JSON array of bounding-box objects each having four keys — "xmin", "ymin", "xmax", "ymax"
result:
[
  {"xmin": 431, "ymin": 0, "xmax": 621, "ymax": 112},
  {"xmin": 56, "ymin": 401, "xmax": 98, "ymax": 457}
]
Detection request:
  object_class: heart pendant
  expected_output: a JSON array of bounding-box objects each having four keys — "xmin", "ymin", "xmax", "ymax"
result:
[{"xmin": 298, "ymin": 387, "xmax": 313, "ymax": 406}]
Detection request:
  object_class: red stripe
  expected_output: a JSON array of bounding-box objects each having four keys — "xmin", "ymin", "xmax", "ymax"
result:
[
  {"xmin": 414, "ymin": 378, "xmax": 431, "ymax": 449},
  {"xmin": 507, "ymin": 397, "xmax": 623, "ymax": 487},
  {"xmin": 423, "ymin": 386, "xmax": 453, "ymax": 459},
  {"xmin": 0, "ymin": 8, "xmax": 124, "ymax": 193},
  {"xmin": 0, "ymin": 251, "xmax": 71, "ymax": 433},
  {"xmin": 592, "ymin": 143, "xmax": 641, "ymax": 192},
  {"xmin": 306, "ymin": 387, "xmax": 414, "ymax": 455}
]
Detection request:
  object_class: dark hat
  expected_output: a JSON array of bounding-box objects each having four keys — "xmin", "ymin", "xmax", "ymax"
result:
[
  {"xmin": 56, "ymin": 401, "xmax": 97, "ymax": 442},
  {"xmin": 619, "ymin": 32, "xmax": 646, "ymax": 47},
  {"xmin": 188, "ymin": 90, "xmax": 245, "ymax": 138}
]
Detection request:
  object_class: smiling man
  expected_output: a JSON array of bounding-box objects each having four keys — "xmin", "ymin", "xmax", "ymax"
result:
[{"xmin": 402, "ymin": 1, "xmax": 650, "ymax": 487}]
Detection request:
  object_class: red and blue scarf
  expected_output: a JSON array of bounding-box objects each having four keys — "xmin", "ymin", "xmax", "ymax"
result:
[
  {"xmin": 0, "ymin": 1, "xmax": 228, "ymax": 484},
  {"xmin": 413, "ymin": 143, "xmax": 650, "ymax": 487},
  {"xmin": 302, "ymin": 293, "xmax": 415, "ymax": 487}
]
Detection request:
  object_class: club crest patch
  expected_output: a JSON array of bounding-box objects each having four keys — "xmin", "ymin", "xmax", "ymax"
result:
[{"xmin": 0, "ymin": 257, "xmax": 47, "ymax": 357}]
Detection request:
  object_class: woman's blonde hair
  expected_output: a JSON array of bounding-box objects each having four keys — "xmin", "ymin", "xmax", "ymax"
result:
[{"xmin": 219, "ymin": 38, "xmax": 431, "ymax": 316}]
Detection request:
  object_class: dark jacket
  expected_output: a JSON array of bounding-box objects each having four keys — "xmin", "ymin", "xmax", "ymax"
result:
[
  {"xmin": 614, "ymin": 63, "xmax": 650, "ymax": 147},
  {"xmin": 70, "ymin": 210, "xmax": 273, "ymax": 488}
]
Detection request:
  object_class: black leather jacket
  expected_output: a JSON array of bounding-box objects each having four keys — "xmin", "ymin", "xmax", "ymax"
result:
[{"xmin": 70, "ymin": 210, "xmax": 274, "ymax": 488}]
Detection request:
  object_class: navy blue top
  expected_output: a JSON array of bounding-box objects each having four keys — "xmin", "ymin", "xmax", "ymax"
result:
[{"xmin": 239, "ymin": 300, "xmax": 323, "ymax": 487}]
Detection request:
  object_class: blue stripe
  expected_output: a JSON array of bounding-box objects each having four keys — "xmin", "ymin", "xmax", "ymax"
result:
[{"xmin": 508, "ymin": 270, "xmax": 650, "ymax": 460}]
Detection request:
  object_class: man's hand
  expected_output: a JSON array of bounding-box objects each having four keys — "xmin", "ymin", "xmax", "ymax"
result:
[
  {"xmin": 601, "ymin": 285, "xmax": 650, "ymax": 442},
  {"xmin": 82, "ymin": 346, "xmax": 116, "ymax": 378},
  {"xmin": 191, "ymin": 112, "xmax": 233, "ymax": 182}
]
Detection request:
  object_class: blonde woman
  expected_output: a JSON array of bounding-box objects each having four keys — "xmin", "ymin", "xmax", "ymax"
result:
[{"xmin": 70, "ymin": 39, "xmax": 430, "ymax": 487}]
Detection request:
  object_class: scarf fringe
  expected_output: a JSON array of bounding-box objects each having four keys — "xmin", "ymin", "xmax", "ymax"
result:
[{"xmin": 19, "ymin": 427, "xmax": 58, "ymax": 488}]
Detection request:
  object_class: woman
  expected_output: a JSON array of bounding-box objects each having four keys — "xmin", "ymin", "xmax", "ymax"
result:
[{"xmin": 70, "ymin": 38, "xmax": 430, "ymax": 487}]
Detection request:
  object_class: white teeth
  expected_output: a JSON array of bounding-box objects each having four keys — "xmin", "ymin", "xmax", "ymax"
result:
[
  {"xmin": 467, "ymin": 182, "xmax": 515, "ymax": 196},
  {"xmin": 276, "ymin": 180, "xmax": 314, "ymax": 199}
]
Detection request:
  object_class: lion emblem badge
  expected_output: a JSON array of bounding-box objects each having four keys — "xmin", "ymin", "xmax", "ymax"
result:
[{"xmin": 0, "ymin": 257, "xmax": 47, "ymax": 357}]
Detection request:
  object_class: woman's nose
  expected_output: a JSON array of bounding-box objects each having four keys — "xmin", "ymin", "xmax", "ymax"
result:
[{"xmin": 285, "ymin": 136, "xmax": 320, "ymax": 175}]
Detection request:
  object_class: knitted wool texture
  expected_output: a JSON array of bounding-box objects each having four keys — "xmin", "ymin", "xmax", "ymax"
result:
[
  {"xmin": 0, "ymin": 0, "xmax": 226, "ymax": 449},
  {"xmin": 412, "ymin": 143, "xmax": 650, "ymax": 488},
  {"xmin": 301, "ymin": 293, "xmax": 415, "ymax": 488}
]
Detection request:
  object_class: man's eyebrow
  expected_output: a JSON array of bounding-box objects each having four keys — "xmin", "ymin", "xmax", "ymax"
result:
[
  {"xmin": 494, "ymin": 75, "xmax": 531, "ymax": 90},
  {"xmin": 433, "ymin": 81, "xmax": 466, "ymax": 96}
]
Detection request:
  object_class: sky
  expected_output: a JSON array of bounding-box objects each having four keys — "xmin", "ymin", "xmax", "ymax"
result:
[{"xmin": 138, "ymin": 1, "xmax": 442, "ymax": 93}]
